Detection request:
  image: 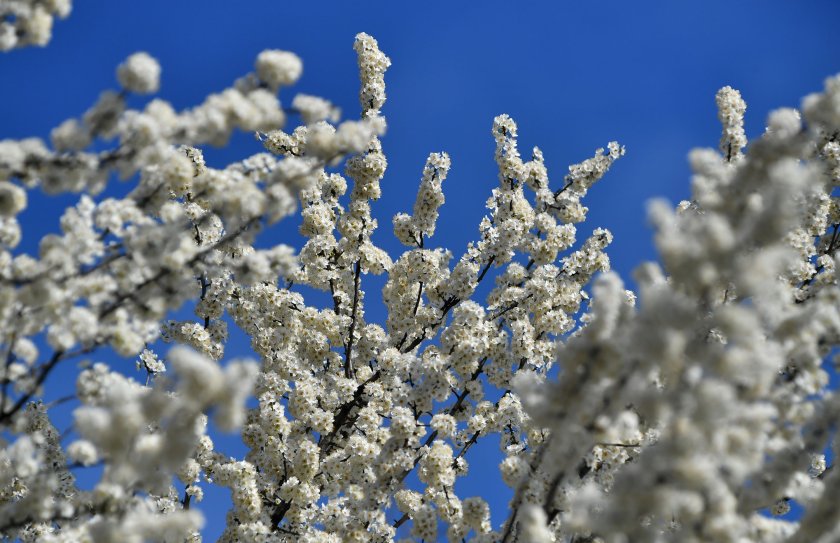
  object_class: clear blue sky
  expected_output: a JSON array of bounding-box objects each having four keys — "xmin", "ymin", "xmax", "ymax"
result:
[{"xmin": 2, "ymin": 1, "xmax": 839, "ymax": 539}]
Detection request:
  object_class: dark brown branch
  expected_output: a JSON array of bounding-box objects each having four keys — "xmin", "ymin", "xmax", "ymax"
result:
[
  {"xmin": 329, "ymin": 278, "xmax": 341, "ymax": 314},
  {"xmin": 0, "ymin": 350, "xmax": 65, "ymax": 424},
  {"xmin": 270, "ymin": 500, "xmax": 292, "ymax": 532},
  {"xmin": 319, "ymin": 370, "xmax": 382, "ymax": 456},
  {"xmin": 477, "ymin": 255, "xmax": 495, "ymax": 283},
  {"xmin": 489, "ymin": 293, "xmax": 533, "ymax": 321},
  {"xmin": 0, "ymin": 332, "xmax": 17, "ymax": 416},
  {"xmin": 199, "ymin": 275, "xmax": 211, "ymax": 329},
  {"xmin": 454, "ymin": 431, "xmax": 480, "ymax": 462},
  {"xmin": 412, "ymin": 281, "xmax": 423, "ymax": 316},
  {"xmin": 0, "ymin": 345, "xmax": 97, "ymax": 425},
  {"xmin": 344, "ymin": 260, "xmax": 362, "ymax": 379}
]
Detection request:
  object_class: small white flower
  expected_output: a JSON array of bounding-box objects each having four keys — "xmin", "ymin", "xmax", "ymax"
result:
[
  {"xmin": 117, "ymin": 52, "xmax": 161, "ymax": 94},
  {"xmin": 255, "ymin": 50, "xmax": 302, "ymax": 90},
  {"xmin": 67, "ymin": 440, "xmax": 99, "ymax": 466},
  {"xmin": 0, "ymin": 181, "xmax": 27, "ymax": 217}
]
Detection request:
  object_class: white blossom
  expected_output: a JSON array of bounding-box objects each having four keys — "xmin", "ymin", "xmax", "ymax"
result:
[
  {"xmin": 0, "ymin": 0, "xmax": 71, "ymax": 51},
  {"xmin": 117, "ymin": 52, "xmax": 161, "ymax": 94},
  {"xmin": 0, "ymin": 181, "xmax": 26, "ymax": 217},
  {"xmin": 255, "ymin": 49, "xmax": 303, "ymax": 90},
  {"xmin": 66, "ymin": 440, "xmax": 98, "ymax": 466}
]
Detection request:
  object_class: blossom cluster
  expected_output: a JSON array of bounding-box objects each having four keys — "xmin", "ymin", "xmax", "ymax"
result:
[
  {"xmin": 0, "ymin": 24, "xmax": 626, "ymax": 541},
  {"xmin": 0, "ymin": 0, "xmax": 71, "ymax": 51},
  {"xmin": 504, "ymin": 75, "xmax": 840, "ymax": 543},
  {"xmin": 3, "ymin": 11, "xmax": 840, "ymax": 543}
]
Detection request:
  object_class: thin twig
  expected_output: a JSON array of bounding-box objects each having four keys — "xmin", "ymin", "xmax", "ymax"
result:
[{"xmin": 344, "ymin": 260, "xmax": 362, "ymax": 379}]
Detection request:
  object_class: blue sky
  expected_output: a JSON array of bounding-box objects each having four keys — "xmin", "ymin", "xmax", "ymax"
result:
[{"xmin": 2, "ymin": 1, "xmax": 840, "ymax": 539}]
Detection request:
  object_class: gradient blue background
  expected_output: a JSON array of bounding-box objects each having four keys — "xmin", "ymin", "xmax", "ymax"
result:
[{"xmin": 2, "ymin": 1, "xmax": 839, "ymax": 539}]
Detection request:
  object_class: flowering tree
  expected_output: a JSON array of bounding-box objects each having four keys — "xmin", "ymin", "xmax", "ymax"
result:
[{"xmin": 3, "ymin": 2, "xmax": 840, "ymax": 542}]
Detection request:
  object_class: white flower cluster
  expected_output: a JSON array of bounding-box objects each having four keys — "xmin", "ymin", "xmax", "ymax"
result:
[
  {"xmin": 256, "ymin": 50, "xmax": 303, "ymax": 91},
  {"xmin": 0, "ymin": 24, "xmax": 624, "ymax": 540},
  {"xmin": 117, "ymin": 52, "xmax": 161, "ymax": 94},
  {"xmin": 354, "ymin": 32, "xmax": 390, "ymax": 117},
  {"xmin": 0, "ymin": 28, "xmax": 430, "ymax": 542},
  {"xmin": 500, "ymin": 75, "xmax": 840, "ymax": 543},
  {"xmin": 716, "ymin": 86, "xmax": 747, "ymax": 161},
  {"xmin": 393, "ymin": 152, "xmax": 450, "ymax": 246},
  {"xmin": 0, "ymin": 348, "xmax": 255, "ymax": 542},
  {"xmin": 0, "ymin": 0, "xmax": 71, "ymax": 51},
  {"xmin": 4, "ymin": 12, "xmax": 840, "ymax": 543}
]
